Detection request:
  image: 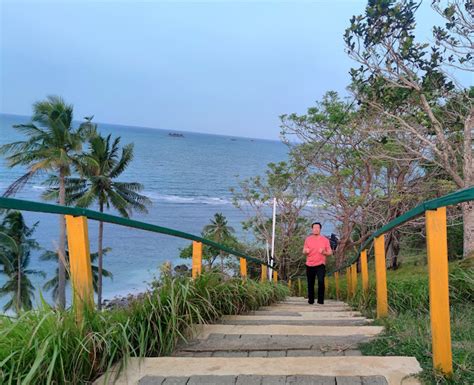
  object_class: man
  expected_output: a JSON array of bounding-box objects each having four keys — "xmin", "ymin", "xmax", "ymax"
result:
[{"xmin": 303, "ymin": 222, "xmax": 332, "ymax": 305}]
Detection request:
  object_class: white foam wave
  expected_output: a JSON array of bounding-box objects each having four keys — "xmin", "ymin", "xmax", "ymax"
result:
[
  {"xmin": 32, "ymin": 185, "xmax": 47, "ymax": 191},
  {"xmin": 144, "ymin": 192, "xmax": 232, "ymax": 205}
]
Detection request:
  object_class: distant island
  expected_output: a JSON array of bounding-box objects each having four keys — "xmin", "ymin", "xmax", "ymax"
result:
[{"xmin": 168, "ymin": 133, "xmax": 184, "ymax": 137}]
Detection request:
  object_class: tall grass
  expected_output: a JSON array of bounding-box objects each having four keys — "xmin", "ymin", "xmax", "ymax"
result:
[{"xmin": 0, "ymin": 272, "xmax": 289, "ymax": 384}]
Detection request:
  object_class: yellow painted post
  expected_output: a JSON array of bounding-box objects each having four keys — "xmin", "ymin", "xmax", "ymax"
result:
[
  {"xmin": 298, "ymin": 278, "xmax": 302, "ymax": 297},
  {"xmin": 346, "ymin": 267, "xmax": 352, "ymax": 299},
  {"xmin": 361, "ymin": 249, "xmax": 369, "ymax": 295},
  {"xmin": 324, "ymin": 276, "xmax": 329, "ymax": 293},
  {"xmin": 288, "ymin": 279, "xmax": 292, "ymax": 292},
  {"xmin": 239, "ymin": 257, "xmax": 247, "ymax": 279},
  {"xmin": 374, "ymin": 235, "xmax": 388, "ymax": 318},
  {"xmin": 273, "ymin": 271, "xmax": 278, "ymax": 283},
  {"xmin": 426, "ymin": 207, "xmax": 453, "ymax": 375},
  {"xmin": 192, "ymin": 241, "xmax": 202, "ymax": 278},
  {"xmin": 334, "ymin": 272, "xmax": 340, "ymax": 300},
  {"xmin": 351, "ymin": 263, "xmax": 357, "ymax": 296},
  {"xmin": 261, "ymin": 265, "xmax": 267, "ymax": 282},
  {"xmin": 65, "ymin": 215, "xmax": 94, "ymax": 320}
]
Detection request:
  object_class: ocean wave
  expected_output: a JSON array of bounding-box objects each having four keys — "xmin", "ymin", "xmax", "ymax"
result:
[
  {"xmin": 144, "ymin": 192, "xmax": 233, "ymax": 205},
  {"xmin": 143, "ymin": 192, "xmax": 323, "ymax": 209},
  {"xmin": 32, "ymin": 185, "xmax": 47, "ymax": 191}
]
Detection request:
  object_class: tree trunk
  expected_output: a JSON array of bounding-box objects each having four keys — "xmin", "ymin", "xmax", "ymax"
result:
[
  {"xmin": 17, "ymin": 251, "xmax": 21, "ymax": 313},
  {"xmin": 97, "ymin": 202, "xmax": 104, "ymax": 310},
  {"xmin": 220, "ymin": 251, "xmax": 224, "ymax": 273},
  {"xmin": 279, "ymin": 248, "xmax": 287, "ymax": 281},
  {"xmin": 385, "ymin": 231, "xmax": 400, "ymax": 269},
  {"xmin": 58, "ymin": 171, "xmax": 67, "ymax": 309},
  {"xmin": 462, "ymin": 201, "xmax": 474, "ymax": 258},
  {"xmin": 462, "ymin": 110, "xmax": 473, "ymax": 258},
  {"xmin": 335, "ymin": 219, "xmax": 352, "ymax": 268}
]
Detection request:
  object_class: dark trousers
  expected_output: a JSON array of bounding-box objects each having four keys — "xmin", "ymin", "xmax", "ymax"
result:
[{"xmin": 306, "ymin": 264, "xmax": 326, "ymax": 304}]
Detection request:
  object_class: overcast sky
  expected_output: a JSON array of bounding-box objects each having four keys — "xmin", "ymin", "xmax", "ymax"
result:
[{"xmin": 0, "ymin": 0, "xmax": 450, "ymax": 140}]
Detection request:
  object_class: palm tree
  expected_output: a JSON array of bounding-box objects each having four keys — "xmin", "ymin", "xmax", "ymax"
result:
[
  {"xmin": 0, "ymin": 96, "xmax": 95, "ymax": 309},
  {"xmin": 0, "ymin": 211, "xmax": 45, "ymax": 313},
  {"xmin": 203, "ymin": 213, "xmax": 236, "ymax": 272},
  {"xmin": 40, "ymin": 248, "xmax": 113, "ymax": 302},
  {"xmin": 44, "ymin": 134, "xmax": 150, "ymax": 309}
]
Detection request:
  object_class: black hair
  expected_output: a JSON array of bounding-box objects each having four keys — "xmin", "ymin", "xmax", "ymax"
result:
[{"xmin": 311, "ymin": 222, "xmax": 322, "ymax": 229}]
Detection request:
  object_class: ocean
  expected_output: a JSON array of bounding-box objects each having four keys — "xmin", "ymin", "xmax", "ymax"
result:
[{"xmin": 0, "ymin": 113, "xmax": 294, "ymax": 305}]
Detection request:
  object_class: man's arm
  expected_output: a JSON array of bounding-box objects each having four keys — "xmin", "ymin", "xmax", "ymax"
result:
[
  {"xmin": 324, "ymin": 239, "xmax": 333, "ymax": 256},
  {"xmin": 303, "ymin": 238, "xmax": 310, "ymax": 254}
]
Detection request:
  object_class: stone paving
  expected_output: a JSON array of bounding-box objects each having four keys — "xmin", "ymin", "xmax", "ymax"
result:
[
  {"xmin": 138, "ymin": 374, "xmax": 388, "ymax": 385},
  {"xmin": 95, "ymin": 297, "xmax": 422, "ymax": 385}
]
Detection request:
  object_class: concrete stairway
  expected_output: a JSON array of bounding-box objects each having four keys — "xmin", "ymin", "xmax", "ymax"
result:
[{"xmin": 95, "ymin": 297, "xmax": 422, "ymax": 385}]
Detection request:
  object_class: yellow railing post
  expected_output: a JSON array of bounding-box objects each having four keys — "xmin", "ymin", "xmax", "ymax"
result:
[
  {"xmin": 288, "ymin": 279, "xmax": 292, "ymax": 292},
  {"xmin": 361, "ymin": 249, "xmax": 369, "ymax": 295},
  {"xmin": 374, "ymin": 235, "xmax": 388, "ymax": 318},
  {"xmin": 426, "ymin": 207, "xmax": 453, "ymax": 375},
  {"xmin": 261, "ymin": 264, "xmax": 267, "ymax": 282},
  {"xmin": 298, "ymin": 278, "xmax": 302, "ymax": 297},
  {"xmin": 351, "ymin": 263, "xmax": 357, "ymax": 296},
  {"xmin": 192, "ymin": 241, "xmax": 202, "ymax": 278},
  {"xmin": 239, "ymin": 257, "xmax": 247, "ymax": 279},
  {"xmin": 334, "ymin": 272, "xmax": 340, "ymax": 300},
  {"xmin": 346, "ymin": 267, "xmax": 352, "ymax": 299},
  {"xmin": 273, "ymin": 271, "xmax": 278, "ymax": 283},
  {"xmin": 324, "ymin": 276, "xmax": 329, "ymax": 294},
  {"xmin": 65, "ymin": 215, "xmax": 94, "ymax": 320}
]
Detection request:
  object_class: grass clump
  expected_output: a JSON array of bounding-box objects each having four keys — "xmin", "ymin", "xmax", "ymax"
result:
[{"xmin": 0, "ymin": 272, "xmax": 289, "ymax": 384}]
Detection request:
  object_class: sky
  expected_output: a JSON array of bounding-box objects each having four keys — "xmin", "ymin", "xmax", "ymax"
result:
[{"xmin": 0, "ymin": 0, "xmax": 452, "ymax": 140}]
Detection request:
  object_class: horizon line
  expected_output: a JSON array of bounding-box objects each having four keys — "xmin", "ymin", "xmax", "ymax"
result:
[{"xmin": 0, "ymin": 112, "xmax": 283, "ymax": 143}]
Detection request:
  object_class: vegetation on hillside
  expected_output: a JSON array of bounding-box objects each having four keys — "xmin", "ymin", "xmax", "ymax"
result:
[{"xmin": 0, "ymin": 272, "xmax": 289, "ymax": 384}]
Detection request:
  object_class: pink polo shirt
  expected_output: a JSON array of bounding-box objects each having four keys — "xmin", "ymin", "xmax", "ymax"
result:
[{"xmin": 304, "ymin": 235, "xmax": 331, "ymax": 267}]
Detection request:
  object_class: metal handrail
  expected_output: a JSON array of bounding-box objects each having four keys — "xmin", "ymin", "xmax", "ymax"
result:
[{"xmin": 0, "ymin": 197, "xmax": 268, "ymax": 266}]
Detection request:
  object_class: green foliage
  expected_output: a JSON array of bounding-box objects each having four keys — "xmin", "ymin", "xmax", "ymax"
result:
[
  {"xmin": 0, "ymin": 211, "xmax": 44, "ymax": 313},
  {"xmin": 0, "ymin": 96, "xmax": 95, "ymax": 196},
  {"xmin": 0, "ymin": 273, "xmax": 289, "ymax": 384}
]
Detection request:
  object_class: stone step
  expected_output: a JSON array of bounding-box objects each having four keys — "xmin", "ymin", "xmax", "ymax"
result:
[
  {"xmin": 191, "ymin": 325, "xmax": 383, "ymax": 339},
  {"xmin": 219, "ymin": 319, "xmax": 370, "ymax": 326},
  {"xmin": 137, "ymin": 374, "xmax": 388, "ymax": 385},
  {"xmin": 177, "ymin": 334, "xmax": 376, "ymax": 353},
  {"xmin": 278, "ymin": 299, "xmax": 347, "ymax": 304},
  {"xmin": 241, "ymin": 311, "xmax": 362, "ymax": 318},
  {"xmin": 94, "ymin": 357, "xmax": 422, "ymax": 385},
  {"xmin": 222, "ymin": 314, "xmax": 370, "ymax": 322},
  {"xmin": 279, "ymin": 301, "xmax": 348, "ymax": 306},
  {"xmin": 173, "ymin": 348, "xmax": 363, "ymax": 357},
  {"xmin": 258, "ymin": 306, "xmax": 353, "ymax": 312},
  {"xmin": 285, "ymin": 298, "xmax": 345, "ymax": 304}
]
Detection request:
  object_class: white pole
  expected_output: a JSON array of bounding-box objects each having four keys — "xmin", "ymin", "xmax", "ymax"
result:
[
  {"xmin": 270, "ymin": 197, "xmax": 277, "ymax": 280},
  {"xmin": 265, "ymin": 240, "xmax": 270, "ymax": 279}
]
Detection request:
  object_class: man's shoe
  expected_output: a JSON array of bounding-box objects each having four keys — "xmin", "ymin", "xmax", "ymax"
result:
[{"xmin": 308, "ymin": 300, "xmax": 314, "ymax": 305}]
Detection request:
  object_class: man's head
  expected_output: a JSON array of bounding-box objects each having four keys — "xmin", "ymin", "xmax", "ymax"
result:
[{"xmin": 311, "ymin": 222, "xmax": 322, "ymax": 235}]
